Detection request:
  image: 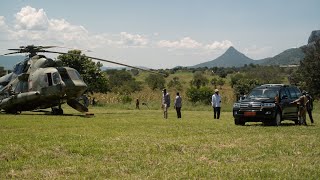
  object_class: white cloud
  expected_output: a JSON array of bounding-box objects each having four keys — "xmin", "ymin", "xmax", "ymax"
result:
[
  {"xmin": 117, "ymin": 32, "xmax": 149, "ymax": 47},
  {"xmin": 0, "ymin": 16, "xmax": 6, "ymax": 27},
  {"xmin": 14, "ymin": 6, "xmax": 49, "ymax": 30},
  {"xmin": 158, "ymin": 37, "xmax": 202, "ymax": 49},
  {"xmin": 157, "ymin": 37, "xmax": 233, "ymax": 52},
  {"xmin": 205, "ymin": 40, "xmax": 233, "ymax": 50},
  {"xmin": 243, "ymin": 45, "xmax": 273, "ymax": 59}
]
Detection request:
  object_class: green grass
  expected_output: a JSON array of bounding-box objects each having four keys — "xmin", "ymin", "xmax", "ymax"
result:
[{"xmin": 0, "ymin": 106, "xmax": 319, "ymax": 179}]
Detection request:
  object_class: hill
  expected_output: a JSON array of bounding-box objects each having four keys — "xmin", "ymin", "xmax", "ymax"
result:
[
  {"xmin": 0, "ymin": 55, "xmax": 25, "ymax": 69},
  {"xmin": 192, "ymin": 46, "xmax": 257, "ymax": 68},
  {"xmin": 257, "ymin": 48, "xmax": 304, "ymax": 65},
  {"xmin": 192, "ymin": 47, "xmax": 305, "ymax": 68}
]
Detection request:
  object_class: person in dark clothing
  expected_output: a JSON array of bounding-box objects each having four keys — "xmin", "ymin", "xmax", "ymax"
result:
[
  {"xmin": 174, "ymin": 92, "xmax": 182, "ymax": 118},
  {"xmin": 306, "ymin": 92, "xmax": 314, "ymax": 124},
  {"xmin": 136, "ymin": 98, "xmax": 140, "ymax": 109}
]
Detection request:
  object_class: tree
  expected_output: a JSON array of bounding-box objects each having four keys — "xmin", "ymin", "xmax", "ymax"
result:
[
  {"xmin": 145, "ymin": 74, "xmax": 166, "ymax": 90},
  {"xmin": 191, "ymin": 71, "xmax": 208, "ymax": 89},
  {"xmin": 210, "ymin": 77, "xmax": 218, "ymax": 89},
  {"xmin": 106, "ymin": 69, "xmax": 142, "ymax": 94},
  {"xmin": 297, "ymin": 40, "xmax": 320, "ymax": 98},
  {"xmin": 186, "ymin": 86, "xmax": 212, "ymax": 104},
  {"xmin": 168, "ymin": 77, "xmax": 182, "ymax": 91},
  {"xmin": 233, "ymin": 78, "xmax": 260, "ymax": 99},
  {"xmin": 58, "ymin": 50, "xmax": 109, "ymax": 93},
  {"xmin": 217, "ymin": 78, "xmax": 225, "ymax": 89}
]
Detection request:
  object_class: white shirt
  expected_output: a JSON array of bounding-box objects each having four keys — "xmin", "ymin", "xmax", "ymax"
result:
[{"xmin": 212, "ymin": 93, "xmax": 221, "ymax": 107}]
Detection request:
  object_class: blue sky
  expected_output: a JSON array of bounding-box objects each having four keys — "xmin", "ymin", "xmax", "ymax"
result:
[{"xmin": 0, "ymin": 0, "xmax": 319, "ymax": 68}]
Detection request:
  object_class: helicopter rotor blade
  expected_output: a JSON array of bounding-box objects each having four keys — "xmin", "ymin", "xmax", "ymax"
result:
[
  {"xmin": 7, "ymin": 48, "xmax": 22, "ymax": 51},
  {"xmin": 38, "ymin": 46, "xmax": 58, "ymax": 49},
  {"xmin": 3, "ymin": 52, "xmax": 22, "ymax": 56},
  {"xmin": 43, "ymin": 50, "xmax": 164, "ymax": 75}
]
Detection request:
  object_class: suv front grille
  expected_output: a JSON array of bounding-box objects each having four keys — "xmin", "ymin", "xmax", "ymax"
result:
[{"xmin": 240, "ymin": 102, "xmax": 261, "ymax": 111}]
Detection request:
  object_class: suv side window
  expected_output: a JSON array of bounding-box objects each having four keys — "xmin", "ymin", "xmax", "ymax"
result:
[
  {"xmin": 279, "ymin": 88, "xmax": 289, "ymax": 99},
  {"xmin": 293, "ymin": 87, "xmax": 302, "ymax": 97},
  {"xmin": 288, "ymin": 87, "xmax": 299, "ymax": 99}
]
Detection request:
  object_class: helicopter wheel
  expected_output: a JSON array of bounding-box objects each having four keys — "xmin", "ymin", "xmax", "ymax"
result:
[{"xmin": 51, "ymin": 107, "xmax": 64, "ymax": 115}]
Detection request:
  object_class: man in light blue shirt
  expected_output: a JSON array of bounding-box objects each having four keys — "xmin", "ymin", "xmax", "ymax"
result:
[{"xmin": 212, "ymin": 89, "xmax": 222, "ymax": 119}]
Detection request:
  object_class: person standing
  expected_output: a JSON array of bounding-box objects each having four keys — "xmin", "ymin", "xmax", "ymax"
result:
[
  {"xmin": 291, "ymin": 90, "xmax": 309, "ymax": 125},
  {"xmin": 136, "ymin": 98, "xmax": 140, "ymax": 109},
  {"xmin": 161, "ymin": 88, "xmax": 170, "ymax": 119},
  {"xmin": 212, "ymin": 89, "xmax": 222, "ymax": 119},
  {"xmin": 306, "ymin": 92, "xmax": 314, "ymax": 124},
  {"xmin": 174, "ymin": 92, "xmax": 182, "ymax": 119}
]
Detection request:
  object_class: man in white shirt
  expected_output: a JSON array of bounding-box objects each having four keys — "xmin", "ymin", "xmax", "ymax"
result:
[
  {"xmin": 212, "ymin": 89, "xmax": 222, "ymax": 119},
  {"xmin": 162, "ymin": 88, "xmax": 170, "ymax": 119}
]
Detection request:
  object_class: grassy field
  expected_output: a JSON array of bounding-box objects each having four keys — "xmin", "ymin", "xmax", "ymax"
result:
[{"xmin": 0, "ymin": 106, "xmax": 319, "ymax": 179}]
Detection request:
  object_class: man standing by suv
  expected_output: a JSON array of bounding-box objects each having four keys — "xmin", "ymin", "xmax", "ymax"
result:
[
  {"xmin": 212, "ymin": 89, "xmax": 222, "ymax": 119},
  {"xmin": 291, "ymin": 91, "xmax": 309, "ymax": 125},
  {"xmin": 306, "ymin": 92, "xmax": 314, "ymax": 124}
]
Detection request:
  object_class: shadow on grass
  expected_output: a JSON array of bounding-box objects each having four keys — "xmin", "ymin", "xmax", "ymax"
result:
[{"xmin": 244, "ymin": 122, "xmax": 297, "ymax": 127}]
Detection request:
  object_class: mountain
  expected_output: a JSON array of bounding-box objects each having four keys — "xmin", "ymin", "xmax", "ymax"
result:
[
  {"xmin": 257, "ymin": 48, "xmax": 304, "ymax": 65},
  {"xmin": 192, "ymin": 46, "xmax": 305, "ymax": 68},
  {"xmin": 0, "ymin": 55, "xmax": 25, "ymax": 69},
  {"xmin": 192, "ymin": 46, "xmax": 256, "ymax": 68}
]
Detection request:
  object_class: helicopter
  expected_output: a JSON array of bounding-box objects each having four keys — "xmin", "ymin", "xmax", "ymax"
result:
[{"xmin": 0, "ymin": 45, "xmax": 160, "ymax": 115}]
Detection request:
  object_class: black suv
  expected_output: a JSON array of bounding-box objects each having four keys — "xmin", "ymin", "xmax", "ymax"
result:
[{"xmin": 233, "ymin": 84, "xmax": 301, "ymax": 126}]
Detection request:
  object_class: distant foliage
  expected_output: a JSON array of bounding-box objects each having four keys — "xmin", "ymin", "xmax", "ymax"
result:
[
  {"xmin": 118, "ymin": 95, "xmax": 133, "ymax": 104},
  {"xmin": 296, "ymin": 40, "xmax": 320, "ymax": 98},
  {"xmin": 186, "ymin": 86, "xmax": 212, "ymax": 104},
  {"xmin": 168, "ymin": 77, "xmax": 182, "ymax": 91},
  {"xmin": 58, "ymin": 50, "xmax": 109, "ymax": 93},
  {"xmin": 106, "ymin": 69, "xmax": 142, "ymax": 95},
  {"xmin": 145, "ymin": 74, "xmax": 166, "ymax": 90},
  {"xmin": 190, "ymin": 71, "xmax": 208, "ymax": 89},
  {"xmin": 217, "ymin": 78, "xmax": 225, "ymax": 89},
  {"xmin": 233, "ymin": 79, "xmax": 260, "ymax": 99}
]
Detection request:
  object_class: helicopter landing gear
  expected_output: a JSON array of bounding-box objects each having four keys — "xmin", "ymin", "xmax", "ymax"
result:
[{"xmin": 51, "ymin": 107, "xmax": 63, "ymax": 115}]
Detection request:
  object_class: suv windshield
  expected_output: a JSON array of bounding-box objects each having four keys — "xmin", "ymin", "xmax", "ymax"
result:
[{"xmin": 247, "ymin": 89, "xmax": 278, "ymax": 99}]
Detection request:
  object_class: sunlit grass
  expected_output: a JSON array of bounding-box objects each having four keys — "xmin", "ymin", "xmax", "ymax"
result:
[{"xmin": 0, "ymin": 105, "xmax": 319, "ymax": 179}]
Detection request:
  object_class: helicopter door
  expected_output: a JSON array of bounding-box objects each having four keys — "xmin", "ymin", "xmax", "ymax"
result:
[{"xmin": 47, "ymin": 73, "xmax": 53, "ymax": 86}]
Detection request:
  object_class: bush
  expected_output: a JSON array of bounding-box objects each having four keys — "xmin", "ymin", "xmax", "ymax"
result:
[
  {"xmin": 119, "ymin": 95, "xmax": 132, "ymax": 104},
  {"xmin": 186, "ymin": 86, "xmax": 212, "ymax": 104}
]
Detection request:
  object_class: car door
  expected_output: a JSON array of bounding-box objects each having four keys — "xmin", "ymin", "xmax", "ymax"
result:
[
  {"xmin": 287, "ymin": 87, "xmax": 300, "ymax": 118},
  {"xmin": 279, "ymin": 87, "xmax": 291, "ymax": 118}
]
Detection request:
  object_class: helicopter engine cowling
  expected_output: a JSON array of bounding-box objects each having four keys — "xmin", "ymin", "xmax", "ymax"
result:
[{"xmin": 0, "ymin": 91, "xmax": 40, "ymax": 112}]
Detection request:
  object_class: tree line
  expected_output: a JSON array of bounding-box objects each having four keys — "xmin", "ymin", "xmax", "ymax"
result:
[{"xmin": 58, "ymin": 42, "xmax": 320, "ymax": 104}]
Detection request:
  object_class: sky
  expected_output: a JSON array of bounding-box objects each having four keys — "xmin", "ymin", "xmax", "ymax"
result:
[{"xmin": 0, "ymin": 0, "xmax": 319, "ymax": 69}]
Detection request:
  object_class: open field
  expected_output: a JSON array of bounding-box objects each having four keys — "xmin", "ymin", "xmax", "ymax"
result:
[{"xmin": 0, "ymin": 106, "xmax": 319, "ymax": 179}]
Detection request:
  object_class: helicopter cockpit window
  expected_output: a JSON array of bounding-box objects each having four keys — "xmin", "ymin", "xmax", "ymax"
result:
[
  {"xmin": 67, "ymin": 69, "xmax": 83, "ymax": 81},
  {"xmin": 52, "ymin": 72, "xmax": 61, "ymax": 85},
  {"xmin": 13, "ymin": 60, "xmax": 29, "ymax": 74}
]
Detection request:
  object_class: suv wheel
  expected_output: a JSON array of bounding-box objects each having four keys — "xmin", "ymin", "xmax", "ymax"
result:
[
  {"xmin": 234, "ymin": 118, "xmax": 239, "ymax": 125},
  {"xmin": 235, "ymin": 118, "xmax": 245, "ymax": 126},
  {"xmin": 273, "ymin": 112, "xmax": 281, "ymax": 126}
]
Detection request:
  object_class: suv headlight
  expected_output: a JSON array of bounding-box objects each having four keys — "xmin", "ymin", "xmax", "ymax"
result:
[
  {"xmin": 261, "ymin": 103, "xmax": 275, "ymax": 107},
  {"xmin": 233, "ymin": 103, "xmax": 241, "ymax": 108}
]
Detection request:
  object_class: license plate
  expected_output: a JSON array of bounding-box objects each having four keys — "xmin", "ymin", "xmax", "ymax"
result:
[{"xmin": 244, "ymin": 111, "xmax": 256, "ymax": 117}]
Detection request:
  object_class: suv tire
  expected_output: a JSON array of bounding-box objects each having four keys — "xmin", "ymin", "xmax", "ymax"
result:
[{"xmin": 273, "ymin": 111, "xmax": 281, "ymax": 126}]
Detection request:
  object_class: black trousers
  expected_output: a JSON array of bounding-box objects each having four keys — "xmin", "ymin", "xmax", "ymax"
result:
[
  {"xmin": 176, "ymin": 107, "xmax": 181, "ymax": 118},
  {"xmin": 213, "ymin": 107, "xmax": 221, "ymax": 119},
  {"xmin": 307, "ymin": 109, "xmax": 314, "ymax": 123}
]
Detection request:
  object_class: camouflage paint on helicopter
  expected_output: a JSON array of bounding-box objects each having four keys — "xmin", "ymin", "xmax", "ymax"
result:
[{"xmin": 0, "ymin": 45, "xmax": 161, "ymax": 114}]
